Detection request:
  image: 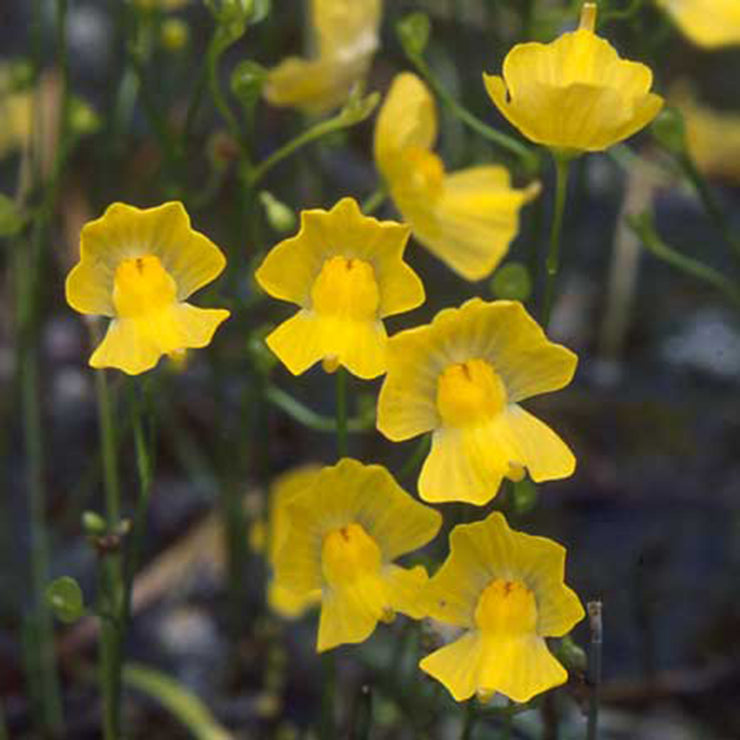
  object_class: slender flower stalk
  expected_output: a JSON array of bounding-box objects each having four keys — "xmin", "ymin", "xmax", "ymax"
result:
[
  {"xmin": 542, "ymin": 155, "xmax": 572, "ymax": 328},
  {"xmin": 587, "ymin": 601, "xmax": 603, "ymax": 740},
  {"xmin": 93, "ymin": 365, "xmax": 125, "ymax": 740},
  {"xmin": 335, "ymin": 368, "xmax": 349, "ymax": 459}
]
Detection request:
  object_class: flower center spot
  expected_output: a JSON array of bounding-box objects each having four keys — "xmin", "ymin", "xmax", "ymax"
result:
[
  {"xmin": 436, "ymin": 358, "xmax": 507, "ymax": 427},
  {"xmin": 321, "ymin": 522, "xmax": 382, "ymax": 589},
  {"xmin": 113, "ymin": 254, "xmax": 177, "ymax": 319},
  {"xmin": 474, "ymin": 578, "xmax": 537, "ymax": 637},
  {"xmin": 311, "ymin": 255, "xmax": 380, "ymax": 321}
]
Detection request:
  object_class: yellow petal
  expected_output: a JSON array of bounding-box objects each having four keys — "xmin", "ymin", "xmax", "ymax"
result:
[
  {"xmin": 317, "ymin": 573, "xmax": 388, "ymax": 652},
  {"xmin": 263, "ymin": 0, "xmax": 381, "ymax": 115},
  {"xmin": 419, "ymin": 631, "xmax": 482, "ymax": 702},
  {"xmin": 392, "ymin": 167, "xmax": 539, "ymax": 281},
  {"xmin": 314, "ymin": 0, "xmax": 382, "ymax": 59},
  {"xmin": 264, "ymin": 57, "xmax": 360, "ymax": 115},
  {"xmin": 384, "ymin": 564, "xmax": 429, "ymax": 620},
  {"xmin": 656, "ymin": 0, "xmax": 740, "ymax": 49},
  {"xmin": 268, "ymin": 582, "xmax": 321, "ymax": 620},
  {"xmin": 317, "ymin": 460, "xmax": 441, "ymax": 561},
  {"xmin": 477, "ymin": 635, "xmax": 568, "ymax": 703},
  {"xmin": 76, "ymin": 202, "xmax": 226, "ymax": 308},
  {"xmin": 419, "ymin": 424, "xmax": 508, "ymax": 506},
  {"xmin": 374, "ymin": 72, "xmax": 438, "ymax": 181},
  {"xmin": 89, "ymin": 304, "xmax": 229, "ymax": 375},
  {"xmin": 502, "ymin": 405, "xmax": 575, "ymax": 483},
  {"xmin": 266, "ymin": 310, "xmax": 387, "ymax": 379}
]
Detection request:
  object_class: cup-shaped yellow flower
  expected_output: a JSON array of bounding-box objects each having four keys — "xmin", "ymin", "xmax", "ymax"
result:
[
  {"xmin": 377, "ymin": 299, "xmax": 577, "ymax": 506},
  {"xmin": 656, "ymin": 0, "xmax": 740, "ymax": 49},
  {"xmin": 374, "ymin": 72, "xmax": 539, "ymax": 281},
  {"xmin": 484, "ymin": 2, "xmax": 663, "ymax": 154},
  {"xmin": 264, "ymin": 0, "xmax": 382, "ymax": 115},
  {"xmin": 250, "ymin": 465, "xmax": 324, "ymax": 618},
  {"xmin": 272, "ymin": 458, "xmax": 442, "ymax": 652},
  {"xmin": 255, "ymin": 197, "xmax": 424, "ymax": 379},
  {"xmin": 66, "ymin": 202, "xmax": 230, "ymax": 375},
  {"xmin": 420, "ymin": 511, "xmax": 585, "ymax": 703}
]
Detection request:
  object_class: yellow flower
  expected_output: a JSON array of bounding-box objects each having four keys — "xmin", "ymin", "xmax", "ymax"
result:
[
  {"xmin": 272, "ymin": 458, "xmax": 441, "ymax": 652},
  {"xmin": 374, "ymin": 73, "xmax": 539, "ymax": 282},
  {"xmin": 420, "ymin": 511, "xmax": 585, "ymax": 703},
  {"xmin": 484, "ymin": 2, "xmax": 663, "ymax": 154},
  {"xmin": 0, "ymin": 66, "xmax": 33, "ymax": 158},
  {"xmin": 377, "ymin": 299, "xmax": 577, "ymax": 506},
  {"xmin": 251, "ymin": 465, "xmax": 324, "ymax": 618},
  {"xmin": 66, "ymin": 202, "xmax": 230, "ymax": 375},
  {"xmin": 655, "ymin": 0, "xmax": 740, "ymax": 49},
  {"xmin": 264, "ymin": 0, "xmax": 382, "ymax": 115},
  {"xmin": 673, "ymin": 84, "xmax": 740, "ymax": 182},
  {"xmin": 255, "ymin": 197, "xmax": 424, "ymax": 379}
]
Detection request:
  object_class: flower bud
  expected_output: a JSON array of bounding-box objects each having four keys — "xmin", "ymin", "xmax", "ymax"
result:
[
  {"xmin": 231, "ymin": 60, "xmax": 267, "ymax": 110},
  {"xmin": 82, "ymin": 510, "xmax": 108, "ymax": 536},
  {"xmin": 259, "ymin": 191, "xmax": 296, "ymax": 234},
  {"xmin": 160, "ymin": 18, "xmax": 189, "ymax": 52},
  {"xmin": 397, "ymin": 12, "xmax": 431, "ymax": 58},
  {"xmin": 490, "ymin": 261, "xmax": 532, "ymax": 302}
]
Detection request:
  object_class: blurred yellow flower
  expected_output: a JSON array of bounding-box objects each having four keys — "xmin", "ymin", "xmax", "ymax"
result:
[
  {"xmin": 484, "ymin": 2, "xmax": 663, "ymax": 154},
  {"xmin": 656, "ymin": 0, "xmax": 740, "ymax": 48},
  {"xmin": 420, "ymin": 511, "xmax": 584, "ymax": 703},
  {"xmin": 264, "ymin": 0, "xmax": 382, "ymax": 115},
  {"xmin": 272, "ymin": 458, "xmax": 441, "ymax": 652},
  {"xmin": 673, "ymin": 85, "xmax": 740, "ymax": 182},
  {"xmin": 374, "ymin": 72, "xmax": 539, "ymax": 281},
  {"xmin": 251, "ymin": 465, "xmax": 323, "ymax": 618},
  {"xmin": 0, "ymin": 66, "xmax": 33, "ymax": 158},
  {"xmin": 377, "ymin": 299, "xmax": 577, "ymax": 506},
  {"xmin": 66, "ymin": 202, "xmax": 230, "ymax": 375},
  {"xmin": 255, "ymin": 197, "xmax": 424, "ymax": 379}
]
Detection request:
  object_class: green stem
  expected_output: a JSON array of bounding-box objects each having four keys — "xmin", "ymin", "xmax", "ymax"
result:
[
  {"xmin": 265, "ymin": 384, "xmax": 372, "ymax": 434},
  {"xmin": 461, "ymin": 699, "xmax": 477, "ymax": 739},
  {"xmin": 361, "ymin": 187, "xmax": 387, "ymax": 215},
  {"xmin": 398, "ymin": 435, "xmax": 431, "ymax": 482},
  {"xmin": 679, "ymin": 152, "xmax": 740, "ymax": 265},
  {"xmin": 542, "ymin": 154, "xmax": 572, "ymax": 329},
  {"xmin": 123, "ymin": 380, "xmax": 155, "ymax": 626},
  {"xmin": 93, "ymin": 366, "xmax": 124, "ymax": 740},
  {"xmin": 627, "ymin": 213, "xmax": 740, "ymax": 309},
  {"xmin": 406, "ymin": 53, "xmax": 539, "ymax": 174},
  {"xmin": 335, "ymin": 368, "xmax": 348, "ymax": 459},
  {"xmin": 321, "ymin": 652, "xmax": 337, "ymax": 737},
  {"xmin": 587, "ymin": 601, "xmax": 603, "ymax": 740},
  {"xmin": 247, "ymin": 94, "xmax": 379, "ymax": 187}
]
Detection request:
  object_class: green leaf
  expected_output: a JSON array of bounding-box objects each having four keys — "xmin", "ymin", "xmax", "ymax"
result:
[
  {"xmin": 124, "ymin": 663, "xmax": 233, "ymax": 740},
  {"xmin": 397, "ymin": 13, "xmax": 431, "ymax": 58},
  {"xmin": 46, "ymin": 577, "xmax": 85, "ymax": 624}
]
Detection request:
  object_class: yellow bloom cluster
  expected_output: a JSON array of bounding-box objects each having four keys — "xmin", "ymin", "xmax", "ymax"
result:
[{"xmin": 62, "ymin": 0, "xmax": 675, "ymax": 709}]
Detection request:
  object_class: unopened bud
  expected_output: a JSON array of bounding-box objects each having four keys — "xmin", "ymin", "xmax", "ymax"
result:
[
  {"xmin": 397, "ymin": 13, "xmax": 431, "ymax": 58},
  {"xmin": 259, "ymin": 191, "xmax": 296, "ymax": 234}
]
